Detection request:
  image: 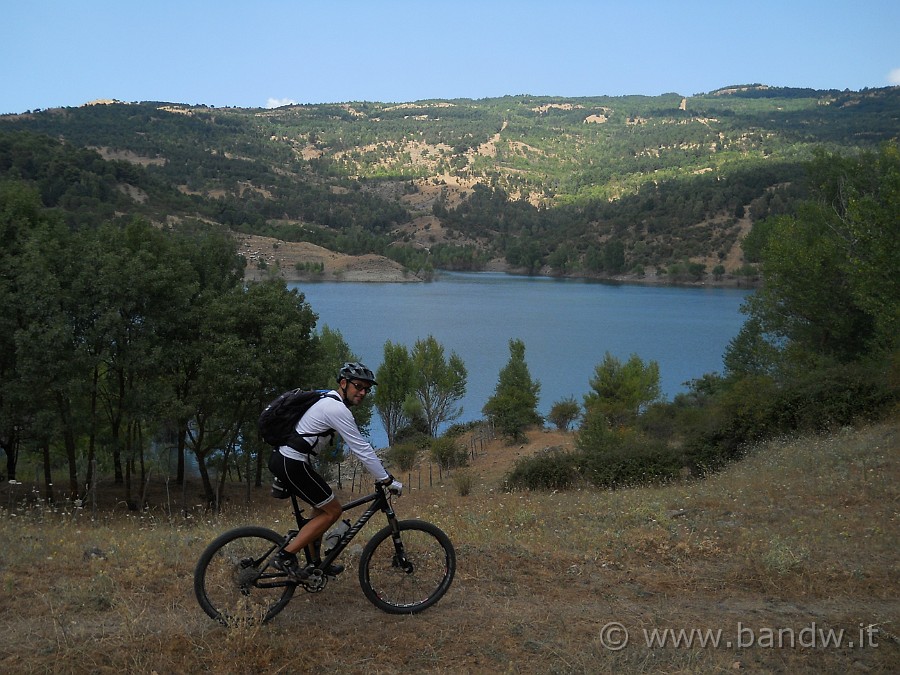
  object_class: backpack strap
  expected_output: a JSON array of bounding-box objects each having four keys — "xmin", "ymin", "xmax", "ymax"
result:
[{"xmin": 286, "ymin": 392, "xmax": 341, "ymax": 454}]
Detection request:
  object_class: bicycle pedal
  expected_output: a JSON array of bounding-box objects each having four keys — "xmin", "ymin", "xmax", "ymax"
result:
[{"xmin": 320, "ymin": 562, "xmax": 345, "ymax": 576}]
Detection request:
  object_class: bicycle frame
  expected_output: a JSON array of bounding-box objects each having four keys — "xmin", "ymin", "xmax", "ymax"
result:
[{"xmin": 287, "ymin": 483, "xmax": 400, "ymax": 572}]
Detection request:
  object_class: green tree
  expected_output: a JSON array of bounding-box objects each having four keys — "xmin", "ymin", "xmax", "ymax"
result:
[
  {"xmin": 809, "ymin": 144, "xmax": 899, "ymax": 352},
  {"xmin": 160, "ymin": 221, "xmax": 245, "ymax": 485},
  {"xmin": 584, "ymin": 352, "xmax": 661, "ymax": 427},
  {"xmin": 0, "ymin": 182, "xmax": 49, "ymax": 482},
  {"xmin": 574, "ymin": 401, "xmax": 614, "ymax": 456},
  {"xmin": 94, "ymin": 220, "xmax": 198, "ymax": 502},
  {"xmin": 188, "ymin": 280, "xmax": 320, "ymax": 503},
  {"xmin": 735, "ymin": 144, "xmax": 900, "ymax": 368},
  {"xmin": 482, "ymin": 339, "xmax": 542, "ymax": 441},
  {"xmin": 603, "ymin": 240, "xmax": 626, "ymax": 274},
  {"xmin": 741, "ymin": 209, "xmax": 871, "ymax": 365},
  {"xmin": 374, "ymin": 341, "xmax": 417, "ymax": 445},
  {"xmin": 13, "ymin": 214, "xmax": 85, "ymax": 499},
  {"xmin": 723, "ymin": 316, "xmax": 782, "ymax": 378},
  {"xmin": 584, "ymin": 245, "xmax": 603, "ymax": 273},
  {"xmin": 412, "ymin": 336, "xmax": 467, "ymax": 437}
]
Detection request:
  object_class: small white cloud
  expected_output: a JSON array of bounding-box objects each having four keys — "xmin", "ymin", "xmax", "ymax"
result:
[
  {"xmin": 888, "ymin": 69, "xmax": 900, "ymax": 86},
  {"xmin": 266, "ymin": 97, "xmax": 298, "ymax": 109}
]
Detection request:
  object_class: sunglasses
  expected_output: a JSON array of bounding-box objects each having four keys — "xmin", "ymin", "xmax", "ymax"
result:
[{"xmin": 349, "ymin": 380, "xmax": 374, "ymax": 393}]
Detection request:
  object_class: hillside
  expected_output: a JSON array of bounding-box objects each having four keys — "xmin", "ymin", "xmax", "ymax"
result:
[
  {"xmin": 2, "ymin": 85, "xmax": 898, "ymax": 283},
  {"xmin": 0, "ymin": 421, "xmax": 896, "ymax": 673}
]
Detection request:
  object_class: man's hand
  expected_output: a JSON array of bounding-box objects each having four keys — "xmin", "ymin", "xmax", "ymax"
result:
[{"xmin": 381, "ymin": 475, "xmax": 403, "ymax": 496}]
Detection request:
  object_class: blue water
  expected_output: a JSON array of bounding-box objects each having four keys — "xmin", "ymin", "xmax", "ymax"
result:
[{"xmin": 290, "ymin": 272, "xmax": 752, "ymax": 447}]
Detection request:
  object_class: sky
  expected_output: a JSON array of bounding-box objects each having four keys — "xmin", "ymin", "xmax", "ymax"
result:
[{"xmin": 2, "ymin": 1, "xmax": 898, "ymax": 115}]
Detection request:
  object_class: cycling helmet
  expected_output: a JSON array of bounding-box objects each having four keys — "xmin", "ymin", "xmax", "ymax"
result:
[{"xmin": 337, "ymin": 361, "xmax": 377, "ymax": 385}]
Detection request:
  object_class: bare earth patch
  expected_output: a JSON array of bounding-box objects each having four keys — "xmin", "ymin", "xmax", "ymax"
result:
[{"xmin": 238, "ymin": 234, "xmax": 421, "ymax": 283}]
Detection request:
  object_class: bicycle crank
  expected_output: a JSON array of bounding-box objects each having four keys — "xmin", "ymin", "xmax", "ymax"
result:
[{"xmin": 300, "ymin": 568, "xmax": 328, "ymax": 593}]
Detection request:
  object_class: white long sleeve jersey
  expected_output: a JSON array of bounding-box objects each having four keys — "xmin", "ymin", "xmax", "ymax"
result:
[{"xmin": 279, "ymin": 390, "xmax": 389, "ymax": 482}]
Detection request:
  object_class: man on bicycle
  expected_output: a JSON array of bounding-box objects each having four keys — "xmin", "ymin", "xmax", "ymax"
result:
[{"xmin": 268, "ymin": 361, "xmax": 403, "ymax": 580}]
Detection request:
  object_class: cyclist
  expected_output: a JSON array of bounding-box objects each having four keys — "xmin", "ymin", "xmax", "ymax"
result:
[{"xmin": 269, "ymin": 361, "xmax": 402, "ymax": 580}]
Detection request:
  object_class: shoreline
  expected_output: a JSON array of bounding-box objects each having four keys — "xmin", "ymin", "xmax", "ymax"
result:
[
  {"xmin": 238, "ymin": 235, "xmax": 761, "ymax": 289},
  {"xmin": 265, "ymin": 267, "xmax": 761, "ymax": 290}
]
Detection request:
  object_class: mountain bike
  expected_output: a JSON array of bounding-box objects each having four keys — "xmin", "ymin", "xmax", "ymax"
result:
[{"xmin": 193, "ymin": 481, "xmax": 456, "ymax": 625}]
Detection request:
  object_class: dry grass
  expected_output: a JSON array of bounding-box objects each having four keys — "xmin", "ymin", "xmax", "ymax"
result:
[{"xmin": 1, "ymin": 421, "xmax": 897, "ymax": 674}]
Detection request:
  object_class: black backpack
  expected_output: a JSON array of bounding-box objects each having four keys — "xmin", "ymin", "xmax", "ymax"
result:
[{"xmin": 258, "ymin": 389, "xmax": 340, "ymax": 453}]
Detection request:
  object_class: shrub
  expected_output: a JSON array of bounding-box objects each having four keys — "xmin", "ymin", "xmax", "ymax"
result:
[
  {"xmin": 679, "ymin": 375, "xmax": 781, "ymax": 475},
  {"xmin": 506, "ymin": 428, "xmax": 683, "ymax": 491},
  {"xmin": 547, "ymin": 397, "xmax": 580, "ymax": 431},
  {"xmin": 773, "ymin": 362, "xmax": 896, "ymax": 432},
  {"xmin": 429, "ymin": 436, "xmax": 469, "ymax": 470},
  {"xmin": 443, "ymin": 420, "xmax": 483, "ymax": 438},
  {"xmin": 508, "ymin": 360, "xmax": 898, "ymax": 491},
  {"xmin": 504, "ymin": 448, "xmax": 580, "ymax": 490},
  {"xmin": 385, "ymin": 443, "xmax": 419, "ymax": 473},
  {"xmin": 451, "ymin": 470, "xmax": 473, "ymax": 496},
  {"xmin": 577, "ymin": 430, "xmax": 683, "ymax": 489},
  {"xmin": 637, "ymin": 401, "xmax": 678, "ymax": 440},
  {"xmin": 681, "ymin": 361, "xmax": 898, "ymax": 476}
]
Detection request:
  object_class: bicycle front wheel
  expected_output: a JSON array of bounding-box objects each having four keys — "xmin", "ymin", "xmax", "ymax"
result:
[
  {"xmin": 194, "ymin": 526, "xmax": 295, "ymax": 625},
  {"xmin": 358, "ymin": 519, "xmax": 455, "ymax": 614}
]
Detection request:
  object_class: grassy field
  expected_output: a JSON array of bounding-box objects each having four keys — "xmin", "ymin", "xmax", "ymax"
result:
[{"xmin": 1, "ymin": 421, "xmax": 897, "ymax": 674}]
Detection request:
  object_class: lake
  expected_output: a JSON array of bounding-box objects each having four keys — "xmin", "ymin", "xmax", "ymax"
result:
[{"xmin": 289, "ymin": 272, "xmax": 753, "ymax": 447}]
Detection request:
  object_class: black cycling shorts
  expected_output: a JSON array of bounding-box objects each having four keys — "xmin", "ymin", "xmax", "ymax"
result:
[{"xmin": 268, "ymin": 450, "xmax": 334, "ymax": 509}]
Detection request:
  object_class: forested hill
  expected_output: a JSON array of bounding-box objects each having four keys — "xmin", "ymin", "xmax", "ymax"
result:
[{"xmin": 2, "ymin": 85, "xmax": 898, "ymax": 282}]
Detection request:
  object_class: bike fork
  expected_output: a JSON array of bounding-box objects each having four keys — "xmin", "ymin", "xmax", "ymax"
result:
[{"xmin": 386, "ymin": 515, "xmax": 414, "ymax": 573}]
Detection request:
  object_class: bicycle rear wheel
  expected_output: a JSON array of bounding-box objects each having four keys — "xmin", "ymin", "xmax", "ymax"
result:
[
  {"xmin": 358, "ymin": 519, "xmax": 455, "ymax": 614},
  {"xmin": 194, "ymin": 526, "xmax": 295, "ymax": 625}
]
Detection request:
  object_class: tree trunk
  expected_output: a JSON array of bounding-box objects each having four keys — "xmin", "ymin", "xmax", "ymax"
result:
[
  {"xmin": 125, "ymin": 453, "xmax": 133, "ymax": 509},
  {"xmin": 196, "ymin": 452, "xmax": 215, "ymax": 504},
  {"xmin": 111, "ymin": 423, "xmax": 124, "ymax": 484},
  {"xmin": 111, "ymin": 369, "xmax": 126, "ymax": 484},
  {"xmin": 245, "ymin": 448, "xmax": 252, "ymax": 503},
  {"xmin": 42, "ymin": 442, "xmax": 54, "ymax": 503},
  {"xmin": 136, "ymin": 421, "xmax": 146, "ymax": 486},
  {"xmin": 2, "ymin": 431, "xmax": 19, "ymax": 481},
  {"xmin": 85, "ymin": 366, "xmax": 99, "ymax": 497},
  {"xmin": 254, "ymin": 446, "xmax": 264, "ymax": 488},
  {"xmin": 56, "ymin": 392, "xmax": 79, "ymax": 500},
  {"xmin": 216, "ymin": 444, "xmax": 233, "ymax": 508},
  {"xmin": 176, "ymin": 420, "xmax": 187, "ymax": 485},
  {"xmin": 63, "ymin": 424, "xmax": 78, "ymax": 500}
]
